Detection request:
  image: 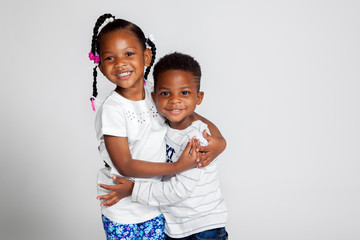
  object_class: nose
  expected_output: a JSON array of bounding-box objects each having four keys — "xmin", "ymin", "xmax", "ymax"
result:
[
  {"xmin": 115, "ymin": 57, "xmax": 127, "ymax": 68},
  {"xmin": 169, "ymin": 95, "xmax": 181, "ymax": 104}
]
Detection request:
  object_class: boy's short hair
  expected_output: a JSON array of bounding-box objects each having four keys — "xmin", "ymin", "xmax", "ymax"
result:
[{"xmin": 153, "ymin": 52, "xmax": 202, "ymax": 91}]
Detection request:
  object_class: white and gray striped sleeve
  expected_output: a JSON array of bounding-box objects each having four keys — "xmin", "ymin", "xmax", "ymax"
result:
[{"xmin": 132, "ymin": 167, "xmax": 203, "ymax": 206}]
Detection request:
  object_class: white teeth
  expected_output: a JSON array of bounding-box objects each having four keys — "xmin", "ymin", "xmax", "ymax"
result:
[{"xmin": 117, "ymin": 72, "xmax": 131, "ymax": 77}]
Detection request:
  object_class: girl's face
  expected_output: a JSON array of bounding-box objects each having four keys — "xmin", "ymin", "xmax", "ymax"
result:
[{"xmin": 98, "ymin": 29, "xmax": 151, "ymax": 93}]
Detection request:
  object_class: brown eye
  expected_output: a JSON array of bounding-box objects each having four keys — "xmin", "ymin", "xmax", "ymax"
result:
[{"xmin": 160, "ymin": 92, "xmax": 170, "ymax": 96}]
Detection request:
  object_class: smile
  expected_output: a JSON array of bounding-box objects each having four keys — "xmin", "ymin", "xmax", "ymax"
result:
[
  {"xmin": 116, "ymin": 72, "xmax": 131, "ymax": 77},
  {"xmin": 167, "ymin": 109, "xmax": 183, "ymax": 114}
]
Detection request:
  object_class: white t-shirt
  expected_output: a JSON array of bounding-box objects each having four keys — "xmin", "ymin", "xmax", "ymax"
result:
[
  {"xmin": 132, "ymin": 120, "xmax": 228, "ymax": 237},
  {"xmin": 95, "ymin": 84, "xmax": 167, "ymax": 224}
]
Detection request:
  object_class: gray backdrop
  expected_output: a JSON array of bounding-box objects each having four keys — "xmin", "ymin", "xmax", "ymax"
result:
[{"xmin": 1, "ymin": 0, "xmax": 359, "ymax": 239}]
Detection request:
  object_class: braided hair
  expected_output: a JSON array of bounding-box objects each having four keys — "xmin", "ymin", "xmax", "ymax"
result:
[
  {"xmin": 89, "ymin": 13, "xmax": 157, "ymax": 110},
  {"xmin": 144, "ymin": 38, "xmax": 156, "ymax": 80}
]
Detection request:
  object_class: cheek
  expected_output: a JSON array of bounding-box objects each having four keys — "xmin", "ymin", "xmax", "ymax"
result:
[
  {"xmin": 135, "ymin": 57, "xmax": 146, "ymax": 68},
  {"xmin": 158, "ymin": 98, "xmax": 168, "ymax": 107}
]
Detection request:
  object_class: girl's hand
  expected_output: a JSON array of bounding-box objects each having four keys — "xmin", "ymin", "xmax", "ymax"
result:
[
  {"xmin": 97, "ymin": 176, "xmax": 134, "ymax": 207},
  {"xmin": 175, "ymin": 137, "xmax": 199, "ymax": 172},
  {"xmin": 196, "ymin": 129, "xmax": 226, "ymax": 168}
]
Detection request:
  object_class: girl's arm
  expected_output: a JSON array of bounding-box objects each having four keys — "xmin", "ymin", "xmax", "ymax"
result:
[
  {"xmin": 194, "ymin": 113, "xmax": 227, "ymax": 167},
  {"xmin": 104, "ymin": 135, "xmax": 198, "ymax": 178}
]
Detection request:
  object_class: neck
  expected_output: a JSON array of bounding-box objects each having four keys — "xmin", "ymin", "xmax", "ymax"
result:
[{"xmin": 114, "ymin": 82, "xmax": 145, "ymax": 101}]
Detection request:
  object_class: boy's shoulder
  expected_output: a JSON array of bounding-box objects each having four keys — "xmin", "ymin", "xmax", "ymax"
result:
[
  {"xmin": 187, "ymin": 120, "xmax": 209, "ymax": 134},
  {"xmin": 187, "ymin": 120, "xmax": 210, "ymax": 145},
  {"xmin": 167, "ymin": 120, "xmax": 209, "ymax": 146}
]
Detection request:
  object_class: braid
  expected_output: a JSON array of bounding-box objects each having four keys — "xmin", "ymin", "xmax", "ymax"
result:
[
  {"xmin": 92, "ymin": 66, "xmax": 98, "ymax": 98},
  {"xmin": 144, "ymin": 38, "xmax": 156, "ymax": 80},
  {"xmin": 89, "ymin": 13, "xmax": 115, "ymax": 110},
  {"xmin": 90, "ymin": 13, "xmax": 114, "ymax": 55}
]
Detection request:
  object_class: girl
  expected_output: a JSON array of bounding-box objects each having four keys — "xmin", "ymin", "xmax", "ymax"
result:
[{"xmin": 89, "ymin": 13, "xmax": 226, "ymax": 239}]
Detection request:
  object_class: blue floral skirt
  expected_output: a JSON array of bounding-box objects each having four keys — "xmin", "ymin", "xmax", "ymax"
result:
[{"xmin": 102, "ymin": 214, "xmax": 165, "ymax": 240}]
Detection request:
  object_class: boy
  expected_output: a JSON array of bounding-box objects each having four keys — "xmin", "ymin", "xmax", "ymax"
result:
[{"xmin": 101, "ymin": 52, "xmax": 228, "ymax": 239}]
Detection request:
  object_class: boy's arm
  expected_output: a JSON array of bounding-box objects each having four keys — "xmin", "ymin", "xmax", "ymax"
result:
[
  {"xmin": 104, "ymin": 135, "xmax": 198, "ymax": 177},
  {"xmin": 133, "ymin": 167, "xmax": 202, "ymax": 206},
  {"xmin": 194, "ymin": 113, "xmax": 226, "ymax": 167},
  {"xmin": 98, "ymin": 164, "xmax": 203, "ymax": 207}
]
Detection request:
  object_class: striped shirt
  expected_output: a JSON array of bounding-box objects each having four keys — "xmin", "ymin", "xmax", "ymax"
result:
[{"xmin": 132, "ymin": 120, "xmax": 227, "ymax": 238}]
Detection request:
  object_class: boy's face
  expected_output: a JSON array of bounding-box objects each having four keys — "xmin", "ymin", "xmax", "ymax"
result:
[{"xmin": 152, "ymin": 70, "xmax": 204, "ymax": 130}]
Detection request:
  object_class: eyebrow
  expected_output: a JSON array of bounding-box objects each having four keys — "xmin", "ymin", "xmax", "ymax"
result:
[
  {"xmin": 100, "ymin": 47, "xmax": 139, "ymax": 55},
  {"xmin": 158, "ymin": 86, "xmax": 192, "ymax": 90}
]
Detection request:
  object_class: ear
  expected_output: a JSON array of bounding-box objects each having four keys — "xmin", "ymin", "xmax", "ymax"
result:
[
  {"xmin": 144, "ymin": 48, "xmax": 152, "ymax": 67},
  {"xmin": 151, "ymin": 91, "xmax": 156, "ymax": 103},
  {"xmin": 196, "ymin": 91, "xmax": 204, "ymax": 105}
]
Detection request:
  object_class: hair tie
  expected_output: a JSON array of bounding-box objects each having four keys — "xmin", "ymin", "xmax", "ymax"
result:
[
  {"xmin": 89, "ymin": 52, "xmax": 99, "ymax": 64},
  {"xmin": 146, "ymin": 34, "xmax": 155, "ymax": 49},
  {"xmin": 90, "ymin": 97, "xmax": 96, "ymax": 111},
  {"xmin": 148, "ymin": 34, "xmax": 155, "ymax": 42},
  {"xmin": 105, "ymin": 17, "xmax": 114, "ymax": 23}
]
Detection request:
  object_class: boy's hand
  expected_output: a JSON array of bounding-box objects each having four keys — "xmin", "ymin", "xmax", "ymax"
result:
[
  {"xmin": 175, "ymin": 137, "xmax": 199, "ymax": 172},
  {"xmin": 196, "ymin": 129, "xmax": 226, "ymax": 168},
  {"xmin": 97, "ymin": 176, "xmax": 134, "ymax": 207}
]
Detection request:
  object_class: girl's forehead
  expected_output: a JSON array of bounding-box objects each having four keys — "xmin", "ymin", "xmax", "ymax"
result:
[
  {"xmin": 102, "ymin": 29, "xmax": 138, "ymax": 41},
  {"xmin": 99, "ymin": 29, "xmax": 143, "ymax": 49}
]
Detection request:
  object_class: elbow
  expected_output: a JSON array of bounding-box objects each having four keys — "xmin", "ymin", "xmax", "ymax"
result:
[
  {"xmin": 113, "ymin": 162, "xmax": 134, "ymax": 177},
  {"xmin": 221, "ymin": 137, "xmax": 227, "ymax": 152},
  {"xmin": 119, "ymin": 171, "xmax": 131, "ymax": 177},
  {"xmin": 116, "ymin": 167, "xmax": 133, "ymax": 177}
]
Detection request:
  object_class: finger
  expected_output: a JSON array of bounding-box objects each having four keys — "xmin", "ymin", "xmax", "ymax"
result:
[
  {"xmin": 197, "ymin": 156, "xmax": 211, "ymax": 168},
  {"xmin": 97, "ymin": 193, "xmax": 112, "ymax": 200},
  {"xmin": 101, "ymin": 197, "xmax": 118, "ymax": 207},
  {"xmin": 199, "ymin": 152, "xmax": 212, "ymax": 162},
  {"xmin": 98, "ymin": 184, "xmax": 116, "ymax": 191},
  {"xmin": 197, "ymin": 152, "xmax": 207, "ymax": 167},
  {"xmin": 112, "ymin": 175, "xmax": 127, "ymax": 184},
  {"xmin": 198, "ymin": 144, "xmax": 209, "ymax": 153},
  {"xmin": 183, "ymin": 139, "xmax": 192, "ymax": 154},
  {"xmin": 193, "ymin": 138, "xmax": 200, "ymax": 150},
  {"xmin": 190, "ymin": 140, "xmax": 198, "ymax": 159},
  {"xmin": 202, "ymin": 129, "xmax": 210, "ymax": 140}
]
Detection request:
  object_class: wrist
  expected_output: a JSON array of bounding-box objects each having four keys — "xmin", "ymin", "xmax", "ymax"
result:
[
  {"xmin": 127, "ymin": 181, "xmax": 134, "ymax": 196},
  {"xmin": 173, "ymin": 161, "xmax": 185, "ymax": 174}
]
